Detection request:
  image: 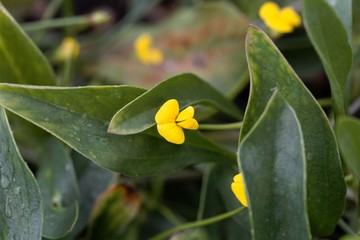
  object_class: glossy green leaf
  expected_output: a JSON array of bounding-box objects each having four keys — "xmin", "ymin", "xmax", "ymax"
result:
[
  {"xmin": 37, "ymin": 138, "xmax": 80, "ymax": 239},
  {"xmin": 303, "ymin": 0, "xmax": 353, "ymax": 117},
  {"xmin": 0, "ymin": 107, "xmax": 42, "ymax": 239},
  {"xmin": 240, "ymin": 92, "xmax": 310, "ymax": 239},
  {"xmin": 109, "ymin": 73, "xmax": 242, "ymax": 135},
  {"xmin": 336, "ymin": 116, "xmax": 360, "ymax": 180},
  {"xmin": 0, "ymin": 84, "xmax": 235, "ymax": 176},
  {"xmin": 0, "ymin": 5, "xmax": 55, "ymax": 85},
  {"xmin": 242, "ymin": 26, "xmax": 345, "ymax": 235},
  {"xmin": 326, "ymin": 0, "xmax": 352, "ymax": 39},
  {"xmin": 87, "ymin": 184, "xmax": 141, "ymax": 240}
]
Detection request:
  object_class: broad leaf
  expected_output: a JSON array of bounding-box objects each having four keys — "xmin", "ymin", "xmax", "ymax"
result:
[
  {"xmin": 0, "ymin": 84, "xmax": 235, "ymax": 176},
  {"xmin": 0, "ymin": 107, "xmax": 42, "ymax": 239},
  {"xmin": 336, "ymin": 116, "xmax": 360, "ymax": 180},
  {"xmin": 109, "ymin": 73, "xmax": 242, "ymax": 135},
  {"xmin": 240, "ymin": 92, "xmax": 310, "ymax": 239},
  {"xmin": 242, "ymin": 26, "xmax": 345, "ymax": 235},
  {"xmin": 303, "ymin": 0, "xmax": 353, "ymax": 117},
  {"xmin": 37, "ymin": 138, "xmax": 80, "ymax": 239},
  {"xmin": 326, "ymin": 0, "xmax": 352, "ymax": 39},
  {"xmin": 0, "ymin": 5, "xmax": 56, "ymax": 85}
]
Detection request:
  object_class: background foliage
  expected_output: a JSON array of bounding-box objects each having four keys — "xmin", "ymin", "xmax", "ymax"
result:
[{"xmin": 0, "ymin": 0, "xmax": 359, "ymax": 239}]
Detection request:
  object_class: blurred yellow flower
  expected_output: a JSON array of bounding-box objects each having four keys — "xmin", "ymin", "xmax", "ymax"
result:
[
  {"xmin": 155, "ymin": 99, "xmax": 198, "ymax": 144},
  {"xmin": 259, "ymin": 2, "xmax": 301, "ymax": 34},
  {"xmin": 134, "ymin": 33, "xmax": 163, "ymax": 66},
  {"xmin": 231, "ymin": 173, "xmax": 248, "ymax": 207},
  {"xmin": 54, "ymin": 37, "xmax": 80, "ymax": 61}
]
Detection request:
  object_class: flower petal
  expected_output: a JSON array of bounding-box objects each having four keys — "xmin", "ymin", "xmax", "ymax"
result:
[
  {"xmin": 280, "ymin": 7, "xmax": 301, "ymax": 27},
  {"xmin": 176, "ymin": 106, "xmax": 195, "ymax": 122},
  {"xmin": 155, "ymin": 99, "xmax": 179, "ymax": 124},
  {"xmin": 264, "ymin": 17, "xmax": 293, "ymax": 33},
  {"xmin": 177, "ymin": 118, "xmax": 199, "ymax": 130},
  {"xmin": 259, "ymin": 1, "xmax": 280, "ymax": 20},
  {"xmin": 231, "ymin": 173, "xmax": 248, "ymax": 207},
  {"xmin": 157, "ymin": 123, "xmax": 185, "ymax": 144}
]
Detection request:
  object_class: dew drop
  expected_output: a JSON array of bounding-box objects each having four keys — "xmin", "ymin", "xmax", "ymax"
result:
[
  {"xmin": 89, "ymin": 151, "xmax": 97, "ymax": 159},
  {"xmin": 14, "ymin": 186, "xmax": 21, "ymax": 195},
  {"xmin": 44, "ymin": 117, "xmax": 50, "ymax": 122},
  {"xmin": 75, "ymin": 137, "xmax": 81, "ymax": 142},
  {"xmin": 72, "ymin": 125, "xmax": 80, "ymax": 131},
  {"xmin": 1, "ymin": 175, "xmax": 10, "ymax": 188},
  {"xmin": 86, "ymin": 123, "xmax": 92, "ymax": 128},
  {"xmin": 5, "ymin": 196, "xmax": 12, "ymax": 217}
]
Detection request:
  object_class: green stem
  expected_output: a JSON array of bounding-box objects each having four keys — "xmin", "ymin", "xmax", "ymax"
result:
[
  {"xmin": 43, "ymin": 0, "xmax": 65, "ymax": 19},
  {"xmin": 197, "ymin": 165, "xmax": 214, "ymax": 221},
  {"xmin": 317, "ymin": 98, "xmax": 332, "ymax": 108},
  {"xmin": 338, "ymin": 219, "xmax": 358, "ymax": 236},
  {"xmin": 149, "ymin": 206, "xmax": 245, "ymax": 240},
  {"xmin": 157, "ymin": 205, "xmax": 183, "ymax": 226},
  {"xmin": 60, "ymin": 54, "xmax": 73, "ymax": 86},
  {"xmin": 199, "ymin": 122, "xmax": 243, "ymax": 131},
  {"xmin": 22, "ymin": 15, "xmax": 90, "ymax": 32}
]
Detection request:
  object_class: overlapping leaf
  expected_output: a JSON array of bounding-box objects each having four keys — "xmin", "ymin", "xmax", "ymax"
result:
[
  {"xmin": 0, "ymin": 107, "xmax": 42, "ymax": 239},
  {"xmin": 241, "ymin": 26, "xmax": 345, "ymax": 235},
  {"xmin": 239, "ymin": 92, "xmax": 311, "ymax": 239},
  {"xmin": 0, "ymin": 84, "xmax": 235, "ymax": 176},
  {"xmin": 109, "ymin": 73, "xmax": 242, "ymax": 135},
  {"xmin": 37, "ymin": 138, "xmax": 80, "ymax": 239},
  {"xmin": 0, "ymin": 4, "xmax": 55, "ymax": 85},
  {"xmin": 336, "ymin": 117, "xmax": 360, "ymax": 180},
  {"xmin": 303, "ymin": 0, "xmax": 353, "ymax": 117}
]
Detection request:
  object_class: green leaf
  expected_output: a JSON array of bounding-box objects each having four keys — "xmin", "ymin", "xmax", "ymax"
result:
[
  {"xmin": 242, "ymin": 26, "xmax": 345, "ymax": 235},
  {"xmin": 0, "ymin": 84, "xmax": 235, "ymax": 176},
  {"xmin": 239, "ymin": 92, "xmax": 311, "ymax": 239},
  {"xmin": 336, "ymin": 116, "xmax": 360, "ymax": 180},
  {"xmin": 0, "ymin": 107, "xmax": 42, "ymax": 239},
  {"xmin": 303, "ymin": 0, "xmax": 353, "ymax": 117},
  {"xmin": 87, "ymin": 184, "xmax": 141, "ymax": 240},
  {"xmin": 37, "ymin": 138, "xmax": 80, "ymax": 239},
  {"xmin": 0, "ymin": 5, "xmax": 56, "ymax": 85},
  {"xmin": 326, "ymin": 0, "xmax": 352, "ymax": 39},
  {"xmin": 108, "ymin": 73, "xmax": 242, "ymax": 135}
]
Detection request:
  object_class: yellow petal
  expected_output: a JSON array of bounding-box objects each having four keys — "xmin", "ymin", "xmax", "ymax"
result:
[
  {"xmin": 264, "ymin": 17, "xmax": 293, "ymax": 33},
  {"xmin": 176, "ymin": 106, "xmax": 195, "ymax": 122},
  {"xmin": 134, "ymin": 33, "xmax": 152, "ymax": 54},
  {"xmin": 147, "ymin": 48, "xmax": 163, "ymax": 65},
  {"xmin": 155, "ymin": 99, "xmax": 179, "ymax": 124},
  {"xmin": 54, "ymin": 37, "xmax": 80, "ymax": 61},
  {"xmin": 157, "ymin": 123, "xmax": 185, "ymax": 144},
  {"xmin": 280, "ymin": 7, "xmax": 301, "ymax": 27},
  {"xmin": 259, "ymin": 2, "xmax": 280, "ymax": 20},
  {"xmin": 177, "ymin": 118, "xmax": 199, "ymax": 130},
  {"xmin": 231, "ymin": 173, "xmax": 248, "ymax": 207}
]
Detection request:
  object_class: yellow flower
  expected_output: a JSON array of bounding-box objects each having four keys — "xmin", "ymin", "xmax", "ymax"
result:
[
  {"xmin": 54, "ymin": 37, "xmax": 80, "ymax": 61},
  {"xmin": 155, "ymin": 99, "xmax": 198, "ymax": 144},
  {"xmin": 259, "ymin": 2, "xmax": 301, "ymax": 34},
  {"xmin": 134, "ymin": 33, "xmax": 163, "ymax": 66},
  {"xmin": 231, "ymin": 173, "xmax": 248, "ymax": 207}
]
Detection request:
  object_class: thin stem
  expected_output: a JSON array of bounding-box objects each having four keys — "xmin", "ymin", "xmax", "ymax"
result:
[
  {"xmin": 317, "ymin": 98, "xmax": 332, "ymax": 108},
  {"xmin": 197, "ymin": 165, "xmax": 214, "ymax": 221},
  {"xmin": 149, "ymin": 206, "xmax": 245, "ymax": 240},
  {"xmin": 338, "ymin": 219, "xmax": 358, "ymax": 236},
  {"xmin": 22, "ymin": 15, "xmax": 90, "ymax": 32},
  {"xmin": 43, "ymin": 0, "xmax": 65, "ymax": 19},
  {"xmin": 60, "ymin": 54, "xmax": 73, "ymax": 86},
  {"xmin": 199, "ymin": 122, "xmax": 243, "ymax": 131},
  {"xmin": 157, "ymin": 205, "xmax": 183, "ymax": 226}
]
